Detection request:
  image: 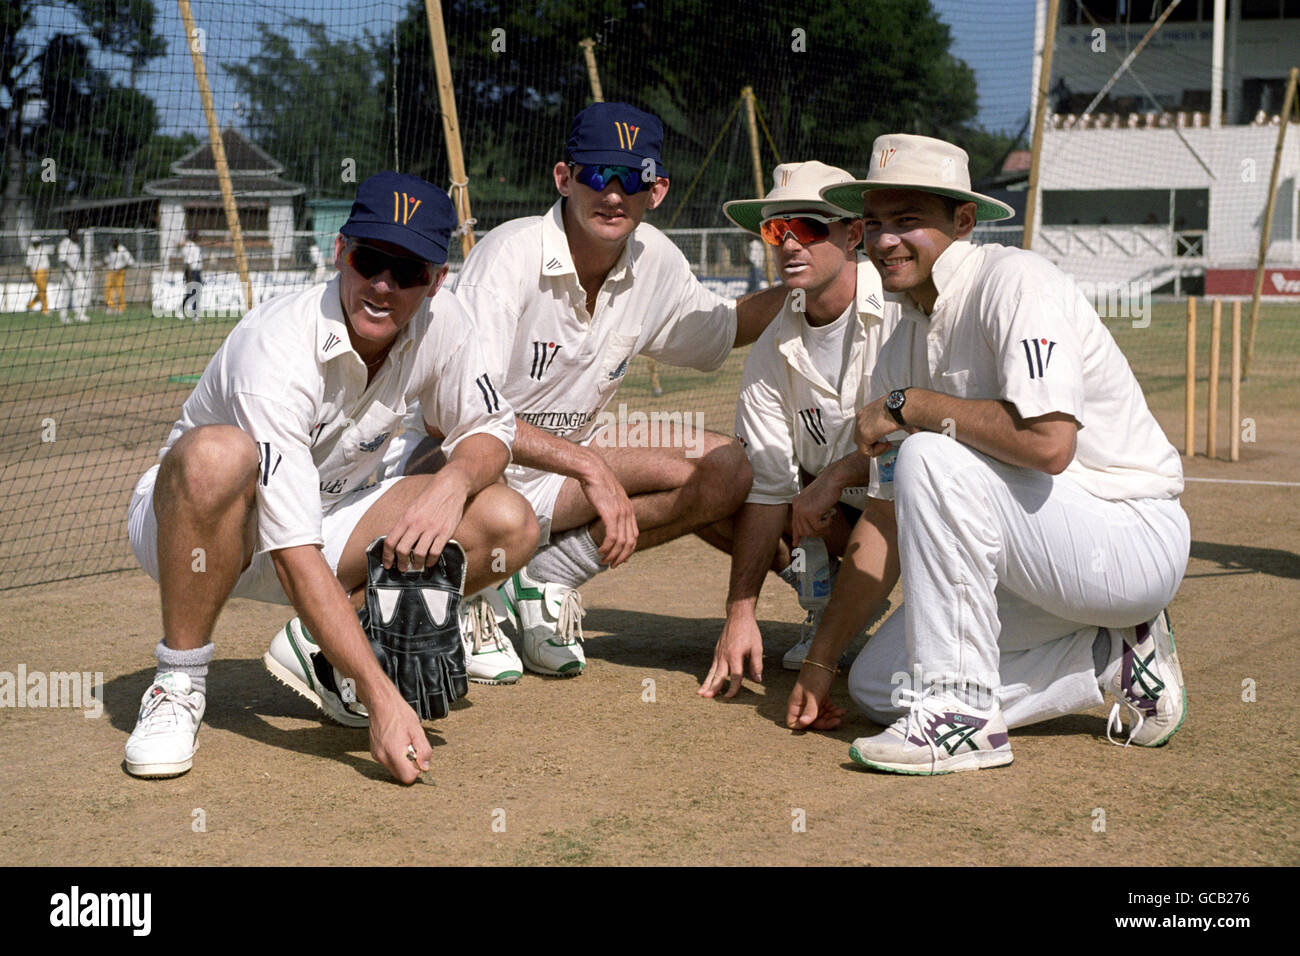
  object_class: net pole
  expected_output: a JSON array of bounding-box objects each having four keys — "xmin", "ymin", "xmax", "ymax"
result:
[
  {"xmin": 742, "ymin": 86, "xmax": 772, "ymax": 284},
  {"xmin": 1244, "ymin": 65, "xmax": 1298, "ymax": 379},
  {"xmin": 424, "ymin": 0, "xmax": 476, "ymax": 256},
  {"xmin": 177, "ymin": 0, "xmax": 252, "ymax": 311},
  {"xmin": 1022, "ymin": 0, "xmax": 1060, "ymax": 251},
  {"xmin": 579, "ymin": 38, "xmax": 604, "ymax": 102}
]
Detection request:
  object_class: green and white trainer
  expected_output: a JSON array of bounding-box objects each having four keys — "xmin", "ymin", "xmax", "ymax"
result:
[{"xmin": 498, "ymin": 568, "xmax": 586, "ymax": 677}]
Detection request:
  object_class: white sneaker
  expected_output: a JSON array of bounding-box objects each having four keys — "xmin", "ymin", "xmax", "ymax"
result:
[
  {"xmin": 124, "ymin": 672, "xmax": 206, "ymax": 778},
  {"xmin": 1102, "ymin": 609, "xmax": 1186, "ymax": 747},
  {"xmin": 263, "ymin": 618, "xmax": 370, "ymax": 727},
  {"xmin": 499, "ymin": 569, "xmax": 586, "ymax": 676},
  {"xmin": 459, "ymin": 590, "xmax": 523, "ymax": 685},
  {"xmin": 782, "ymin": 607, "xmax": 825, "ymax": 670},
  {"xmin": 849, "ymin": 687, "xmax": 1013, "ymax": 775}
]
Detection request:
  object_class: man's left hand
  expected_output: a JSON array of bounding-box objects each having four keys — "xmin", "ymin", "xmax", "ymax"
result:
[
  {"xmin": 383, "ymin": 468, "xmax": 471, "ymax": 570},
  {"xmin": 791, "ymin": 475, "xmax": 841, "ymax": 543},
  {"xmin": 854, "ymin": 396, "xmax": 899, "ymax": 457}
]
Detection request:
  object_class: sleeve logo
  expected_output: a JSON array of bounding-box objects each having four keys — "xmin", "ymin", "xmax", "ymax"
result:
[
  {"xmin": 474, "ymin": 373, "xmax": 500, "ymax": 412},
  {"xmin": 1020, "ymin": 337, "xmax": 1057, "ymax": 379},
  {"xmin": 257, "ymin": 441, "xmax": 282, "ymax": 487}
]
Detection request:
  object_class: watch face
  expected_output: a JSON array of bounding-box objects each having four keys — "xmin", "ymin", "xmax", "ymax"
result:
[{"xmin": 887, "ymin": 391, "xmax": 905, "ymax": 410}]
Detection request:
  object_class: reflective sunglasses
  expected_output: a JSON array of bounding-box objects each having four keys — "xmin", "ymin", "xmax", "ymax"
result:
[
  {"xmin": 570, "ymin": 162, "xmax": 652, "ymax": 195},
  {"xmin": 345, "ymin": 240, "xmax": 435, "ymax": 288},
  {"xmin": 759, "ymin": 213, "xmax": 844, "ymax": 246}
]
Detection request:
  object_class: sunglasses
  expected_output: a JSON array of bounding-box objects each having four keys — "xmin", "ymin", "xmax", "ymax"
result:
[
  {"xmin": 759, "ymin": 213, "xmax": 844, "ymax": 246},
  {"xmin": 570, "ymin": 163, "xmax": 652, "ymax": 195},
  {"xmin": 345, "ymin": 240, "xmax": 435, "ymax": 288}
]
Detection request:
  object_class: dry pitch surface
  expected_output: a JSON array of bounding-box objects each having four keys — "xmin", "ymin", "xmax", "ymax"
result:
[{"xmin": 1, "ymin": 461, "xmax": 1297, "ymax": 866}]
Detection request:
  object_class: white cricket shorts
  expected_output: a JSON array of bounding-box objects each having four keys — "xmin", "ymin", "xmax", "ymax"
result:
[{"xmin": 127, "ymin": 463, "xmax": 401, "ymax": 605}]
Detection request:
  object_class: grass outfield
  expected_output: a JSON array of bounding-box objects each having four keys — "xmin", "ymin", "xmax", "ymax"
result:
[
  {"xmin": 3, "ymin": 298, "xmax": 1297, "ymax": 388},
  {"xmin": 2, "ymin": 299, "xmax": 1297, "ymax": 446}
]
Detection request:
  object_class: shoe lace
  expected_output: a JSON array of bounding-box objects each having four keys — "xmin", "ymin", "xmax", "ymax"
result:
[
  {"xmin": 556, "ymin": 588, "xmax": 586, "ymax": 646},
  {"xmin": 139, "ymin": 683, "xmax": 197, "ymax": 729},
  {"xmin": 1105, "ymin": 700, "xmax": 1144, "ymax": 748},
  {"xmin": 465, "ymin": 597, "xmax": 505, "ymax": 655},
  {"xmin": 896, "ymin": 687, "xmax": 943, "ymax": 767}
]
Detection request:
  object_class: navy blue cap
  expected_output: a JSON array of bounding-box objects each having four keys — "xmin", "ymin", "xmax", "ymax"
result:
[
  {"xmin": 339, "ymin": 172, "xmax": 456, "ymax": 265},
  {"xmin": 566, "ymin": 102, "xmax": 668, "ymax": 179}
]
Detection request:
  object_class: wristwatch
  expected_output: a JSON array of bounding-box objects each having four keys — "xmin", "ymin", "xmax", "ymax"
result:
[{"xmin": 885, "ymin": 388, "xmax": 910, "ymax": 427}]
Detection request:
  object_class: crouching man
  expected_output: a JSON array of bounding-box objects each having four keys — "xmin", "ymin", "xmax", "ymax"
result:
[
  {"xmin": 788, "ymin": 135, "xmax": 1189, "ymax": 774},
  {"xmin": 124, "ymin": 172, "xmax": 538, "ymax": 784}
]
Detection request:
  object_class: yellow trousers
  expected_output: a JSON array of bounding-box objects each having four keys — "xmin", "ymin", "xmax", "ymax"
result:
[
  {"xmin": 27, "ymin": 270, "xmax": 48, "ymax": 313},
  {"xmin": 105, "ymin": 269, "xmax": 127, "ymax": 311}
]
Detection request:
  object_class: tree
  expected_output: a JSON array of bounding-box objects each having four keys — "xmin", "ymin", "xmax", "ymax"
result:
[
  {"xmin": 225, "ymin": 19, "xmax": 390, "ymax": 198},
  {"xmin": 72, "ymin": 0, "xmax": 166, "ymax": 193},
  {"xmin": 0, "ymin": 0, "xmax": 168, "ymax": 251},
  {"xmin": 380, "ymin": 0, "xmax": 1013, "ymax": 227}
]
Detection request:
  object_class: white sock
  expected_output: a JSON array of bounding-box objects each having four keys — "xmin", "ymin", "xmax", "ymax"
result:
[
  {"xmin": 154, "ymin": 641, "xmax": 214, "ymax": 695},
  {"xmin": 525, "ymin": 528, "xmax": 604, "ymax": 589}
]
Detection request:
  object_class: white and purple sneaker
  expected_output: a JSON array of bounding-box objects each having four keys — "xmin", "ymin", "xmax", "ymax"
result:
[
  {"xmin": 850, "ymin": 687, "xmax": 1013, "ymax": 775},
  {"xmin": 1102, "ymin": 609, "xmax": 1186, "ymax": 748}
]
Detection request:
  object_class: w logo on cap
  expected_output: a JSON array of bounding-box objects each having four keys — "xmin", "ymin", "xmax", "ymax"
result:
[
  {"xmin": 878, "ymin": 147, "xmax": 898, "ymax": 169},
  {"xmin": 614, "ymin": 122, "xmax": 640, "ymax": 149},
  {"xmin": 392, "ymin": 191, "xmax": 422, "ymax": 225}
]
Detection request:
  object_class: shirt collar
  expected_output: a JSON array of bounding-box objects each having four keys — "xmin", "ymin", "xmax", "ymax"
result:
[
  {"xmin": 316, "ymin": 276, "xmax": 418, "ymax": 366},
  {"xmin": 540, "ymin": 199, "xmax": 639, "ymax": 282},
  {"xmin": 541, "ymin": 201, "xmax": 577, "ymax": 278},
  {"xmin": 929, "ymin": 239, "xmax": 980, "ymax": 304}
]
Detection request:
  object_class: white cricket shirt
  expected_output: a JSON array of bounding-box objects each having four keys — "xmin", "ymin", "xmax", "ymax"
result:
[
  {"xmin": 869, "ymin": 240, "xmax": 1183, "ymax": 500},
  {"xmin": 159, "ymin": 278, "xmax": 515, "ymax": 554},
  {"xmin": 735, "ymin": 254, "xmax": 900, "ymax": 507},
  {"xmin": 26, "ymin": 245, "xmax": 50, "ymax": 273},
  {"xmin": 106, "ymin": 246, "xmax": 135, "ymax": 270},
  {"xmin": 450, "ymin": 200, "xmax": 737, "ymax": 486},
  {"xmin": 57, "ymin": 237, "xmax": 82, "ymax": 272},
  {"xmin": 181, "ymin": 241, "xmax": 202, "ymax": 270}
]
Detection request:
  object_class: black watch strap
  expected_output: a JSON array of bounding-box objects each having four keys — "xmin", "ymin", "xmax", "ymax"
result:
[{"xmin": 886, "ymin": 388, "xmax": 910, "ymax": 427}]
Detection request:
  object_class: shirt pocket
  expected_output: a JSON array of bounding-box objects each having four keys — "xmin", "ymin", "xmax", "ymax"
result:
[
  {"xmin": 338, "ymin": 401, "xmax": 406, "ymax": 464},
  {"xmin": 597, "ymin": 330, "xmax": 640, "ymax": 393},
  {"xmin": 939, "ymin": 367, "xmax": 972, "ymax": 399}
]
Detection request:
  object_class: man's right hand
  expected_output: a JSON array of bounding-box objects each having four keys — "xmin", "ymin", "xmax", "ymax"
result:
[
  {"xmin": 365, "ymin": 685, "xmax": 432, "ymax": 784},
  {"xmin": 699, "ymin": 612, "xmax": 764, "ymax": 699},
  {"xmin": 578, "ymin": 453, "xmax": 638, "ymax": 568}
]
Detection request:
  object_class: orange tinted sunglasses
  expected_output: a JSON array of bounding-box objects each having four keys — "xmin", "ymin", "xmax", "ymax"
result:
[{"xmin": 759, "ymin": 213, "xmax": 843, "ymax": 246}]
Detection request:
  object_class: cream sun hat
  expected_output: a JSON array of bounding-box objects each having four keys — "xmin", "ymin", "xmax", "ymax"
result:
[
  {"xmin": 723, "ymin": 161, "xmax": 858, "ymax": 234},
  {"xmin": 820, "ymin": 133, "xmax": 1014, "ymax": 222}
]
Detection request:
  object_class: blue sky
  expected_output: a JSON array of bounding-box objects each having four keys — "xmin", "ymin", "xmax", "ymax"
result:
[{"xmin": 27, "ymin": 0, "xmax": 1039, "ymax": 137}]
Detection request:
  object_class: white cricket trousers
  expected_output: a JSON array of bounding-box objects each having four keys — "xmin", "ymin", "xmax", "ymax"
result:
[{"xmin": 848, "ymin": 432, "xmax": 1190, "ymax": 729}]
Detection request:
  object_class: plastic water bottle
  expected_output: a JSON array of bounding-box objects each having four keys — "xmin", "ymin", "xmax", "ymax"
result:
[{"xmin": 796, "ymin": 536, "xmax": 832, "ymax": 612}]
